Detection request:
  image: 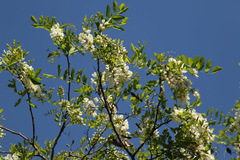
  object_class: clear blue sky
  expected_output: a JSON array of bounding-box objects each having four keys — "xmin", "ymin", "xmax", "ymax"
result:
[{"xmin": 0, "ymin": 0, "xmax": 240, "ymax": 158}]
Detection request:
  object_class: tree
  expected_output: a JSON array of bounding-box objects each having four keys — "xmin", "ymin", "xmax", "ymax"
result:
[{"xmin": 0, "ymin": 1, "xmax": 239, "ymax": 159}]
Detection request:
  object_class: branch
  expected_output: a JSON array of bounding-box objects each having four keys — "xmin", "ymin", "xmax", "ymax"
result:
[
  {"xmin": 27, "ymin": 93, "xmax": 36, "ymax": 142},
  {"xmin": 133, "ymin": 78, "xmax": 168, "ymax": 157},
  {"xmin": 97, "ymin": 58, "xmax": 134, "ymax": 159},
  {"xmin": 0, "ymin": 125, "xmax": 47, "ymax": 160},
  {"xmin": 50, "ymin": 54, "xmax": 71, "ymax": 160}
]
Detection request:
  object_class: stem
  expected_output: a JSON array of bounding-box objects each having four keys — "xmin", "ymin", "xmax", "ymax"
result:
[
  {"xmin": 27, "ymin": 93, "xmax": 35, "ymax": 142},
  {"xmin": 97, "ymin": 58, "xmax": 134, "ymax": 159},
  {"xmin": 50, "ymin": 54, "xmax": 71, "ymax": 160}
]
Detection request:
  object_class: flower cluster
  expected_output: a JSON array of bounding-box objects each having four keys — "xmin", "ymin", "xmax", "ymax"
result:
[
  {"xmin": 83, "ymin": 97, "xmax": 98, "ymax": 118},
  {"xmin": 59, "ymin": 99, "xmax": 84, "ymax": 124},
  {"xmin": 20, "ymin": 62, "xmax": 43, "ymax": 98},
  {"xmin": 112, "ymin": 114, "xmax": 129, "ymax": 137},
  {"xmin": 3, "ymin": 153, "xmax": 19, "ymax": 160},
  {"xmin": 170, "ymin": 107, "xmax": 215, "ymax": 159},
  {"xmin": 78, "ymin": 29, "xmax": 95, "ymax": 52},
  {"xmin": 98, "ymin": 19, "xmax": 110, "ymax": 31},
  {"xmin": 50, "ymin": 23, "xmax": 64, "ymax": 42},
  {"xmin": 232, "ymin": 108, "xmax": 240, "ymax": 133},
  {"xmin": 95, "ymin": 34, "xmax": 132, "ymax": 92},
  {"xmin": 0, "ymin": 128, "xmax": 5, "ymax": 138},
  {"xmin": 139, "ymin": 118, "xmax": 159, "ymax": 139},
  {"xmin": 161, "ymin": 58, "xmax": 199, "ymax": 105}
]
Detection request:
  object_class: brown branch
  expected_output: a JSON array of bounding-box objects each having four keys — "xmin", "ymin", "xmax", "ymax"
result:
[
  {"xmin": 133, "ymin": 77, "xmax": 167, "ymax": 158},
  {"xmin": 27, "ymin": 93, "xmax": 36, "ymax": 142},
  {"xmin": 97, "ymin": 58, "xmax": 134, "ymax": 159}
]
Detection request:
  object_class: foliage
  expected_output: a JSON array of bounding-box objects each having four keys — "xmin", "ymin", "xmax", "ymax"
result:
[{"xmin": 0, "ymin": 1, "xmax": 239, "ymax": 160}]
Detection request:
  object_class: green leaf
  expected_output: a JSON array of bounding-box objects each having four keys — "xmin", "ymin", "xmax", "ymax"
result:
[
  {"xmin": 63, "ymin": 69, "xmax": 68, "ymax": 80},
  {"xmin": 210, "ymin": 107, "xmax": 213, "ymax": 117},
  {"xmin": 212, "ymin": 66, "xmax": 222, "ymax": 74},
  {"xmin": 188, "ymin": 57, "xmax": 194, "ymax": 67},
  {"xmin": 113, "ymin": 1, "xmax": 118, "ymax": 13},
  {"xmin": 112, "ymin": 25, "xmax": 124, "ymax": 31},
  {"xmin": 71, "ymin": 67, "xmax": 75, "ymax": 80},
  {"xmin": 205, "ymin": 60, "xmax": 211, "ymax": 73},
  {"xmin": 82, "ymin": 75, "xmax": 88, "ymax": 85},
  {"xmin": 196, "ymin": 57, "xmax": 205, "ymax": 70},
  {"xmin": 30, "ymin": 77, "xmax": 41, "ymax": 85},
  {"xmin": 84, "ymin": 15, "xmax": 88, "ymax": 23},
  {"xmin": 31, "ymin": 16, "xmax": 38, "ymax": 24},
  {"xmin": 35, "ymin": 68, "xmax": 41, "ymax": 77},
  {"xmin": 15, "ymin": 98, "xmax": 21, "ymax": 107},
  {"xmin": 182, "ymin": 55, "xmax": 188, "ymax": 64},
  {"xmin": 192, "ymin": 55, "xmax": 199, "ymax": 67},
  {"xmin": 106, "ymin": 5, "xmax": 111, "ymax": 18},
  {"xmin": 119, "ymin": 3, "xmax": 125, "ymax": 11},
  {"xmin": 119, "ymin": 7, "xmax": 129, "ymax": 14},
  {"xmin": 39, "ymin": 15, "xmax": 43, "ymax": 24},
  {"xmin": 58, "ymin": 65, "xmax": 61, "ymax": 77},
  {"xmin": 215, "ymin": 109, "xmax": 218, "ymax": 119},
  {"xmin": 42, "ymin": 74, "xmax": 57, "ymax": 79},
  {"xmin": 112, "ymin": 15, "xmax": 125, "ymax": 21}
]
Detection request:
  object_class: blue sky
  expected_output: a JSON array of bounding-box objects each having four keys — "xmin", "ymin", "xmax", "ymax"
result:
[{"xmin": 0, "ymin": 0, "xmax": 240, "ymax": 158}]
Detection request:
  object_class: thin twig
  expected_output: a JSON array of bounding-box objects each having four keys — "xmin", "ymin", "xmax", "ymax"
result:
[{"xmin": 27, "ymin": 93, "xmax": 36, "ymax": 142}]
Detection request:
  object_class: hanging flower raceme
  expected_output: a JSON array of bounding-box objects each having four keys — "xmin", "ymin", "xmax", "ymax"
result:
[
  {"xmin": 161, "ymin": 57, "xmax": 199, "ymax": 105},
  {"xmin": 83, "ymin": 97, "xmax": 99, "ymax": 118},
  {"xmin": 78, "ymin": 29, "xmax": 95, "ymax": 52},
  {"xmin": 50, "ymin": 23, "xmax": 64, "ymax": 42},
  {"xmin": 170, "ymin": 107, "xmax": 215, "ymax": 159},
  {"xmin": 94, "ymin": 34, "xmax": 132, "ymax": 92},
  {"xmin": 59, "ymin": 99, "xmax": 84, "ymax": 125},
  {"xmin": 20, "ymin": 62, "xmax": 43, "ymax": 98}
]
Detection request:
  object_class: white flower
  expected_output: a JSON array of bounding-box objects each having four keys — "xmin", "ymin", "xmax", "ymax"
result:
[
  {"xmin": 4, "ymin": 153, "xmax": 19, "ymax": 160},
  {"xmin": 20, "ymin": 62, "xmax": 43, "ymax": 98},
  {"xmin": 78, "ymin": 29, "xmax": 95, "ymax": 52},
  {"xmin": 192, "ymin": 68, "xmax": 199, "ymax": 78},
  {"xmin": 83, "ymin": 98, "xmax": 98, "ymax": 118},
  {"xmin": 50, "ymin": 23, "xmax": 64, "ymax": 42}
]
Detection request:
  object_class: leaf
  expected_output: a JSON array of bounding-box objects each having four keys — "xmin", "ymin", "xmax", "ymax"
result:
[
  {"xmin": 119, "ymin": 17, "xmax": 128, "ymax": 25},
  {"xmin": 188, "ymin": 57, "xmax": 194, "ymax": 67},
  {"xmin": 212, "ymin": 66, "xmax": 222, "ymax": 74},
  {"xmin": 192, "ymin": 55, "xmax": 199, "ymax": 67},
  {"xmin": 106, "ymin": 5, "xmax": 111, "ymax": 18},
  {"xmin": 215, "ymin": 108, "xmax": 218, "ymax": 119},
  {"xmin": 63, "ymin": 69, "xmax": 68, "ymax": 80},
  {"xmin": 15, "ymin": 98, "xmax": 21, "ymax": 107},
  {"xmin": 119, "ymin": 7, "xmax": 129, "ymax": 14},
  {"xmin": 58, "ymin": 65, "xmax": 61, "ymax": 77},
  {"xmin": 30, "ymin": 77, "xmax": 41, "ymax": 85},
  {"xmin": 42, "ymin": 74, "xmax": 57, "ymax": 79},
  {"xmin": 112, "ymin": 15, "xmax": 125, "ymax": 21},
  {"xmin": 35, "ymin": 68, "xmax": 41, "ymax": 77},
  {"xmin": 39, "ymin": 15, "xmax": 43, "ymax": 24},
  {"xmin": 84, "ymin": 15, "xmax": 88, "ymax": 23},
  {"xmin": 205, "ymin": 60, "xmax": 211, "ymax": 73},
  {"xmin": 182, "ymin": 55, "xmax": 188, "ymax": 64},
  {"xmin": 196, "ymin": 56, "xmax": 205, "ymax": 70},
  {"xmin": 71, "ymin": 67, "xmax": 75, "ymax": 81},
  {"xmin": 31, "ymin": 16, "xmax": 38, "ymax": 24},
  {"xmin": 112, "ymin": 26, "xmax": 124, "ymax": 31},
  {"xmin": 119, "ymin": 3, "xmax": 125, "ymax": 11},
  {"xmin": 113, "ymin": 1, "xmax": 118, "ymax": 13}
]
